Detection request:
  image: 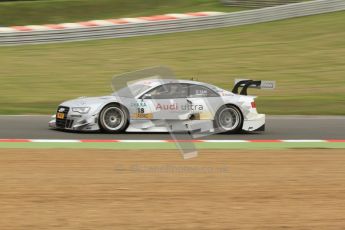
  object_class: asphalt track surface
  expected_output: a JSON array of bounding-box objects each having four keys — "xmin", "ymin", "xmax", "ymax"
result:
[{"xmin": 0, "ymin": 115, "xmax": 344, "ymax": 140}]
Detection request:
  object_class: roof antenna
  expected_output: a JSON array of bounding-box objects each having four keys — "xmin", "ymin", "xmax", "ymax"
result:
[
  {"xmin": 190, "ymin": 71, "xmax": 200, "ymax": 81},
  {"xmin": 194, "ymin": 71, "xmax": 199, "ymax": 81}
]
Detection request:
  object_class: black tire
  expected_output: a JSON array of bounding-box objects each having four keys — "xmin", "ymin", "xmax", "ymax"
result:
[
  {"xmin": 214, "ymin": 105, "xmax": 243, "ymax": 134},
  {"xmin": 99, "ymin": 104, "xmax": 129, "ymax": 133}
]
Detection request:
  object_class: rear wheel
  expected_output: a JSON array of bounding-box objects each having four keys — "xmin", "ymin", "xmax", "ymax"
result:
[
  {"xmin": 99, "ymin": 104, "xmax": 129, "ymax": 133},
  {"xmin": 214, "ymin": 105, "xmax": 243, "ymax": 134}
]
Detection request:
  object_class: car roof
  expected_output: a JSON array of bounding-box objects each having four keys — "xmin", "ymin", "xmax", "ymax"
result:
[{"xmin": 131, "ymin": 78, "xmax": 216, "ymax": 88}]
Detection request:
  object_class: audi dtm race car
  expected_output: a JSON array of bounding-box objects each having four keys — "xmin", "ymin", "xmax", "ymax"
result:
[{"xmin": 49, "ymin": 70, "xmax": 274, "ymax": 135}]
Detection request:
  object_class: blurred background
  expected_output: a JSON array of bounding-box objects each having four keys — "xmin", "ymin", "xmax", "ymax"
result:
[{"xmin": 0, "ymin": 0, "xmax": 344, "ymax": 114}]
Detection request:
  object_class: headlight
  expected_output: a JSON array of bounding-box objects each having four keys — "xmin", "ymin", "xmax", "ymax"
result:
[{"xmin": 72, "ymin": 107, "xmax": 90, "ymax": 114}]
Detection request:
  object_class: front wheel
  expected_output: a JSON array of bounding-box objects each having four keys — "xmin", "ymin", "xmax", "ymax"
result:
[
  {"xmin": 214, "ymin": 105, "xmax": 243, "ymax": 134},
  {"xmin": 99, "ymin": 104, "xmax": 129, "ymax": 133}
]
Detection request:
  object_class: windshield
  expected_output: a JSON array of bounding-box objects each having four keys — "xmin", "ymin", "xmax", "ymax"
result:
[
  {"xmin": 113, "ymin": 84, "xmax": 151, "ymax": 98},
  {"xmin": 111, "ymin": 66, "xmax": 175, "ymax": 97}
]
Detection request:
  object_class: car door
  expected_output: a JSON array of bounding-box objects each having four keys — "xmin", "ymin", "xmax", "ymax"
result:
[
  {"xmin": 186, "ymin": 84, "xmax": 222, "ymax": 120},
  {"xmin": 135, "ymin": 83, "xmax": 191, "ymax": 120}
]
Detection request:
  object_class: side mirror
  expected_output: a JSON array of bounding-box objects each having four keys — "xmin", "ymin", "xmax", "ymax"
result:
[{"xmin": 142, "ymin": 93, "xmax": 152, "ymax": 100}]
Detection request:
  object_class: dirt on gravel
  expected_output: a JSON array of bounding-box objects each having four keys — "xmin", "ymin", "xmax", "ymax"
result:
[{"xmin": 0, "ymin": 148, "xmax": 344, "ymax": 229}]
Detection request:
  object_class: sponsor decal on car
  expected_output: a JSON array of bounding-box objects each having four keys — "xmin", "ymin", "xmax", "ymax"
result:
[
  {"xmin": 56, "ymin": 113, "xmax": 65, "ymax": 119},
  {"xmin": 131, "ymin": 113, "xmax": 153, "ymax": 119},
  {"xmin": 130, "ymin": 102, "xmax": 148, "ymax": 107},
  {"xmin": 155, "ymin": 103, "xmax": 204, "ymax": 111},
  {"xmin": 58, "ymin": 107, "xmax": 65, "ymax": 112}
]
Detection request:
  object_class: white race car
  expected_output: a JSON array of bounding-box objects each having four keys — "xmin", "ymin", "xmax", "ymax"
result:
[{"xmin": 49, "ymin": 73, "xmax": 274, "ymax": 134}]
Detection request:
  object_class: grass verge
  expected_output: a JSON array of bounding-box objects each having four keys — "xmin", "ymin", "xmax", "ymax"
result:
[{"xmin": 0, "ymin": 12, "xmax": 344, "ymax": 114}]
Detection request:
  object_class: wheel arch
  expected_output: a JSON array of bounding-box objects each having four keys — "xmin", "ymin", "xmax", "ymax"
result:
[
  {"xmin": 225, "ymin": 103, "xmax": 243, "ymax": 118},
  {"xmin": 100, "ymin": 102, "xmax": 130, "ymax": 116},
  {"xmin": 214, "ymin": 103, "xmax": 244, "ymax": 132},
  {"xmin": 215, "ymin": 103, "xmax": 244, "ymax": 121},
  {"xmin": 98, "ymin": 102, "xmax": 130, "ymax": 133}
]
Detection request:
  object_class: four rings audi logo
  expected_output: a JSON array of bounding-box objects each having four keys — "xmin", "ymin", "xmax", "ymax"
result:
[{"xmin": 58, "ymin": 108, "xmax": 65, "ymax": 113}]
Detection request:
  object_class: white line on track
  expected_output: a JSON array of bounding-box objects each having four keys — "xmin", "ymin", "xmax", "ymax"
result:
[
  {"xmin": 281, "ymin": 140, "xmax": 326, "ymax": 143},
  {"xmin": 30, "ymin": 139, "xmax": 81, "ymax": 143},
  {"xmin": 201, "ymin": 140, "xmax": 249, "ymax": 143}
]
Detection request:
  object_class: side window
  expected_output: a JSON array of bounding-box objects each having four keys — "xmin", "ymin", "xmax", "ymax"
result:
[
  {"xmin": 146, "ymin": 83, "xmax": 188, "ymax": 99},
  {"xmin": 188, "ymin": 84, "xmax": 219, "ymax": 98}
]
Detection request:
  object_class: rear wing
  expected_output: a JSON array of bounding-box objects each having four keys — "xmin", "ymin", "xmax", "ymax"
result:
[{"xmin": 232, "ymin": 79, "xmax": 276, "ymax": 95}]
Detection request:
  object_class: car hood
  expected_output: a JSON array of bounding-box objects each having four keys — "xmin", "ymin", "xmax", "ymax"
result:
[{"xmin": 60, "ymin": 96, "xmax": 117, "ymax": 108}]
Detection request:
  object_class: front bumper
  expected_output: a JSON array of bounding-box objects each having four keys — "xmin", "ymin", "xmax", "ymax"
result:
[{"xmin": 49, "ymin": 114, "xmax": 100, "ymax": 131}]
